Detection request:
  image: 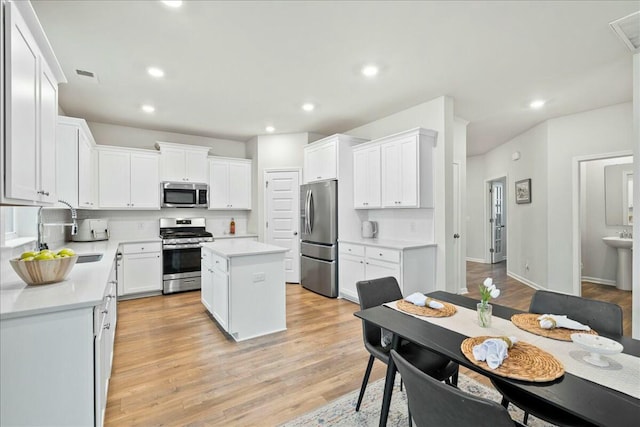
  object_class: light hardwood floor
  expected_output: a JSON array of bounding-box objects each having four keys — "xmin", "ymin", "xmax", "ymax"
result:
[{"xmin": 106, "ymin": 262, "xmax": 632, "ymax": 426}]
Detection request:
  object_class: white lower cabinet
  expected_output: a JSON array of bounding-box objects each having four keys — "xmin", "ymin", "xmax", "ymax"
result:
[
  {"xmin": 200, "ymin": 245, "xmax": 286, "ymax": 341},
  {"xmin": 338, "ymin": 241, "xmax": 436, "ymax": 303},
  {"xmin": 202, "ymin": 249, "xmax": 230, "ymax": 330},
  {"xmin": 0, "ymin": 257, "xmax": 118, "ymax": 427},
  {"xmin": 119, "ymin": 242, "xmax": 162, "ymax": 296}
]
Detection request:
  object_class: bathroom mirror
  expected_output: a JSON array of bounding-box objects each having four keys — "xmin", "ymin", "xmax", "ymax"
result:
[{"xmin": 605, "ymin": 163, "xmax": 634, "ymax": 226}]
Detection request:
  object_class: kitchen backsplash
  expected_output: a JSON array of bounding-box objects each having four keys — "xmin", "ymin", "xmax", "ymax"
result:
[{"xmin": 366, "ymin": 208, "xmax": 435, "ymax": 242}]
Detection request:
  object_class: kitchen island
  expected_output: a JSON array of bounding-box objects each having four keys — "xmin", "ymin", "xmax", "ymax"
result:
[{"xmin": 201, "ymin": 240, "xmax": 288, "ymax": 341}]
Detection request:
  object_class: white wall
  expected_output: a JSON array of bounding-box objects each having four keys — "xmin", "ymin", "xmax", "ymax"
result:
[
  {"xmin": 466, "ymin": 156, "xmax": 486, "ymax": 261},
  {"xmin": 346, "ymin": 96, "xmax": 461, "ymax": 292},
  {"xmin": 249, "ymin": 132, "xmax": 319, "ymax": 241},
  {"xmin": 87, "ymin": 121, "xmax": 246, "ymax": 158},
  {"xmin": 547, "ymin": 102, "xmax": 634, "ymax": 293},
  {"xmin": 581, "ymin": 157, "xmax": 633, "ymax": 285}
]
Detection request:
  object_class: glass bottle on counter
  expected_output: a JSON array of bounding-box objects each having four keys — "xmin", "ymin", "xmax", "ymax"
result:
[{"xmin": 230, "ymin": 218, "xmax": 235, "ymax": 235}]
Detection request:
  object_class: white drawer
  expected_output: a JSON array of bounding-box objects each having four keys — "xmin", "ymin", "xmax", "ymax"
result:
[
  {"xmin": 339, "ymin": 243, "xmax": 365, "ymax": 256},
  {"xmin": 211, "ymin": 252, "xmax": 228, "ymax": 273},
  {"xmin": 121, "ymin": 241, "xmax": 161, "ymax": 254},
  {"xmin": 365, "ymin": 246, "xmax": 400, "ymax": 264}
]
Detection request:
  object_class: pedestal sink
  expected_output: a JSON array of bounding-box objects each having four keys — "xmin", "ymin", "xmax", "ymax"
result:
[{"xmin": 602, "ymin": 237, "xmax": 633, "ymax": 291}]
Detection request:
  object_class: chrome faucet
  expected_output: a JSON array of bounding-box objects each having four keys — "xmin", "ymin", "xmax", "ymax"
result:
[
  {"xmin": 619, "ymin": 229, "xmax": 633, "ymax": 239},
  {"xmin": 36, "ymin": 200, "xmax": 78, "ymax": 250}
]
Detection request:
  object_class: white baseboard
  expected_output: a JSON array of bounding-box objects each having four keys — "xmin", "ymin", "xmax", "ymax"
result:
[
  {"xmin": 581, "ymin": 276, "xmax": 616, "ymax": 286},
  {"xmin": 466, "ymin": 257, "xmax": 486, "ymax": 263},
  {"xmin": 506, "ymin": 271, "xmax": 545, "ymax": 290}
]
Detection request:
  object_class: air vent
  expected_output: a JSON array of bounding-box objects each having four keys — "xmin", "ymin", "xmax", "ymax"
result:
[
  {"xmin": 610, "ymin": 11, "xmax": 640, "ymax": 52},
  {"xmin": 75, "ymin": 69, "xmax": 99, "ymax": 83}
]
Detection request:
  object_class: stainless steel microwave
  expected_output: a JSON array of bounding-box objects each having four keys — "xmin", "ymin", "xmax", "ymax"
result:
[{"xmin": 161, "ymin": 182, "xmax": 208, "ymax": 208}]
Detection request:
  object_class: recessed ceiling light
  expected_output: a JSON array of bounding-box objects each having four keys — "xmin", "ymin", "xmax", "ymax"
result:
[
  {"xmin": 161, "ymin": 1, "xmax": 182, "ymax": 8},
  {"xmin": 142, "ymin": 104, "xmax": 155, "ymax": 113},
  {"xmin": 302, "ymin": 103, "xmax": 315, "ymax": 112},
  {"xmin": 361, "ymin": 64, "xmax": 379, "ymax": 77},
  {"xmin": 529, "ymin": 100, "xmax": 546, "ymax": 109},
  {"xmin": 147, "ymin": 67, "xmax": 165, "ymax": 78},
  {"xmin": 265, "ymin": 126, "xmax": 275, "ymax": 133}
]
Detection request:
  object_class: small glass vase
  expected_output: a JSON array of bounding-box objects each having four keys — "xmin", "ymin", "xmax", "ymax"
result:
[{"xmin": 477, "ymin": 303, "xmax": 492, "ymax": 328}]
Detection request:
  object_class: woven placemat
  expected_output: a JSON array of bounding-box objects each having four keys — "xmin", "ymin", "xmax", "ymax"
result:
[
  {"xmin": 511, "ymin": 313, "xmax": 598, "ymax": 341},
  {"xmin": 396, "ymin": 299, "xmax": 457, "ymax": 318},
  {"xmin": 461, "ymin": 336, "xmax": 564, "ymax": 382}
]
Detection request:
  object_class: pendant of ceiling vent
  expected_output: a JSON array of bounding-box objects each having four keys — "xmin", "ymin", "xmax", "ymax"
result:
[
  {"xmin": 610, "ymin": 11, "xmax": 640, "ymax": 52},
  {"xmin": 75, "ymin": 69, "xmax": 99, "ymax": 83}
]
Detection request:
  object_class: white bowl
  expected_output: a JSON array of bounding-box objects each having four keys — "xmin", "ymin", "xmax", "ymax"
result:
[
  {"xmin": 571, "ymin": 333, "xmax": 623, "ymax": 367},
  {"xmin": 9, "ymin": 255, "xmax": 78, "ymax": 286}
]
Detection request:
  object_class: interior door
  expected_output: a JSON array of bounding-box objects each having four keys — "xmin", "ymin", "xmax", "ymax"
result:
[
  {"xmin": 490, "ymin": 180, "xmax": 505, "ymax": 263},
  {"xmin": 265, "ymin": 170, "xmax": 301, "ymax": 283}
]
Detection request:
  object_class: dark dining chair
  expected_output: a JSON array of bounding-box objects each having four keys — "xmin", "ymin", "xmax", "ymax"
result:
[
  {"xmin": 355, "ymin": 277, "xmax": 459, "ymax": 416},
  {"xmin": 391, "ymin": 350, "xmax": 519, "ymax": 427},
  {"xmin": 492, "ymin": 290, "xmax": 623, "ymax": 426}
]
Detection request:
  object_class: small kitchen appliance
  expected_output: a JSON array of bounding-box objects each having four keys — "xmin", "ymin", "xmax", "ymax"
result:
[
  {"xmin": 160, "ymin": 218, "xmax": 213, "ymax": 294},
  {"xmin": 71, "ymin": 219, "xmax": 110, "ymax": 242},
  {"xmin": 161, "ymin": 182, "xmax": 208, "ymax": 208},
  {"xmin": 361, "ymin": 221, "xmax": 378, "ymax": 239}
]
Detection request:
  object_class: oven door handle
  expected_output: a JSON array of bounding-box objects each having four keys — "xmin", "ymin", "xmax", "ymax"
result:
[{"xmin": 162, "ymin": 243, "xmax": 204, "ymax": 249}]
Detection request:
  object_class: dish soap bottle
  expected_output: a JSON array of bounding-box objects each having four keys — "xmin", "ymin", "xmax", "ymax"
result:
[{"xmin": 230, "ymin": 218, "xmax": 235, "ymax": 235}]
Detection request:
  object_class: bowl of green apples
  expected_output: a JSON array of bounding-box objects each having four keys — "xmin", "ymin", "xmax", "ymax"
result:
[{"xmin": 10, "ymin": 248, "xmax": 78, "ymax": 285}]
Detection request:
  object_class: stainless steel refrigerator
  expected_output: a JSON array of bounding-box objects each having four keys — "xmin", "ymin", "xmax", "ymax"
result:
[{"xmin": 300, "ymin": 179, "xmax": 338, "ymax": 297}]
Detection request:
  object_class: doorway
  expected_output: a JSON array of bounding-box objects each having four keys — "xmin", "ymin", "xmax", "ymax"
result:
[
  {"xmin": 487, "ymin": 177, "xmax": 507, "ymax": 264},
  {"xmin": 264, "ymin": 169, "xmax": 301, "ymax": 283},
  {"xmin": 574, "ymin": 153, "xmax": 633, "ymax": 306}
]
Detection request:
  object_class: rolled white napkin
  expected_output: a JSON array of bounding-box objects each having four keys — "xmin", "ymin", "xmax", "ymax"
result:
[
  {"xmin": 404, "ymin": 292, "xmax": 444, "ymax": 309},
  {"xmin": 472, "ymin": 336, "xmax": 518, "ymax": 369},
  {"xmin": 537, "ymin": 314, "xmax": 591, "ymax": 331}
]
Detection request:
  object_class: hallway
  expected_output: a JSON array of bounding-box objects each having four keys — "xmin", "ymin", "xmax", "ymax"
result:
[{"xmin": 466, "ymin": 261, "xmax": 632, "ymax": 336}]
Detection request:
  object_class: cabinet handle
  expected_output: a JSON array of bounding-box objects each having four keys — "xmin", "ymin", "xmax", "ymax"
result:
[
  {"xmin": 104, "ymin": 323, "xmax": 111, "ymax": 330},
  {"xmin": 101, "ymin": 309, "xmax": 108, "ymax": 314},
  {"xmin": 37, "ymin": 190, "xmax": 50, "ymax": 196},
  {"xmin": 360, "ymin": 261, "xmax": 364, "ymax": 264},
  {"xmin": 109, "ymin": 280, "xmax": 117, "ymax": 285},
  {"xmin": 379, "ymin": 253, "xmax": 383, "ymax": 256}
]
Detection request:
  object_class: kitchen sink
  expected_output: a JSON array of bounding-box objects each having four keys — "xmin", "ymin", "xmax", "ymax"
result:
[{"xmin": 76, "ymin": 253, "xmax": 103, "ymax": 263}]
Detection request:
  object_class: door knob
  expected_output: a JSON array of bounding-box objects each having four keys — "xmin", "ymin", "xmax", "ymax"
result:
[
  {"xmin": 293, "ymin": 231, "xmax": 298, "ymax": 235},
  {"xmin": 453, "ymin": 233, "xmax": 460, "ymax": 239}
]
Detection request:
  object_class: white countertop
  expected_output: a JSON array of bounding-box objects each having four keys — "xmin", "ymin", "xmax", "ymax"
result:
[
  {"xmin": 213, "ymin": 233, "xmax": 259, "ymax": 240},
  {"xmin": 201, "ymin": 240, "xmax": 288, "ymax": 258},
  {"xmin": 338, "ymin": 237, "xmax": 436, "ymax": 250},
  {"xmin": 0, "ymin": 238, "xmax": 160, "ymax": 320}
]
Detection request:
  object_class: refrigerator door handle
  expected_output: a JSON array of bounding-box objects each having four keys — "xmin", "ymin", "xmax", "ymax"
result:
[
  {"xmin": 305, "ymin": 189, "xmax": 311, "ymax": 234},
  {"xmin": 308, "ymin": 190, "xmax": 314, "ymax": 234}
]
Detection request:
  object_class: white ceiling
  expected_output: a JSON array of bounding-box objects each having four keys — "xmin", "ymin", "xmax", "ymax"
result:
[{"xmin": 31, "ymin": 0, "xmax": 638, "ymax": 156}]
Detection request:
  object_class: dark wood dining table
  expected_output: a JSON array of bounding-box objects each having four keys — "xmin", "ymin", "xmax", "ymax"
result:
[{"xmin": 354, "ymin": 291, "xmax": 640, "ymax": 427}]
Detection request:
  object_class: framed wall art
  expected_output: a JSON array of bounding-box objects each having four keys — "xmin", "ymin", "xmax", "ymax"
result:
[{"xmin": 515, "ymin": 179, "xmax": 532, "ymax": 204}]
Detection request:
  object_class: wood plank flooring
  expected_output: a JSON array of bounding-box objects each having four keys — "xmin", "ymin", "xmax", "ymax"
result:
[{"xmin": 106, "ymin": 262, "xmax": 632, "ymax": 426}]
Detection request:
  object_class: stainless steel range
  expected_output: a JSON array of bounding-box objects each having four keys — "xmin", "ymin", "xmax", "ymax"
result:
[{"xmin": 160, "ymin": 218, "xmax": 213, "ymax": 294}]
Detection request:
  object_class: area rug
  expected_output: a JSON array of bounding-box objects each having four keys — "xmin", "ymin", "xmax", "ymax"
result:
[{"xmin": 280, "ymin": 375, "xmax": 556, "ymax": 427}]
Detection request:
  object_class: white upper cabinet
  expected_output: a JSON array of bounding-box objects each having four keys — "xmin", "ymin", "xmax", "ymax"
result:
[
  {"xmin": 98, "ymin": 147, "xmax": 159, "ymax": 209},
  {"xmin": 302, "ymin": 134, "xmax": 368, "ymax": 184},
  {"xmin": 56, "ymin": 116, "xmax": 97, "ymax": 209},
  {"xmin": 381, "ymin": 135, "xmax": 419, "ymax": 207},
  {"xmin": 2, "ymin": 1, "xmax": 66, "ymax": 205},
  {"xmin": 304, "ymin": 139, "xmax": 337, "ymax": 183},
  {"xmin": 353, "ymin": 128, "xmax": 437, "ymax": 209},
  {"xmin": 209, "ymin": 157, "xmax": 252, "ymax": 210},
  {"xmin": 156, "ymin": 142, "xmax": 209, "ymax": 183},
  {"xmin": 353, "ymin": 144, "xmax": 381, "ymax": 209}
]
